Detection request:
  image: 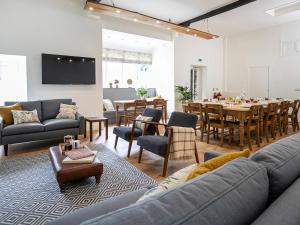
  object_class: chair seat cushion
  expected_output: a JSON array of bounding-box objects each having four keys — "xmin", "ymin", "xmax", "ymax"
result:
[
  {"xmin": 43, "ymin": 119, "xmax": 79, "ymax": 131},
  {"xmin": 113, "ymin": 126, "xmax": 142, "ymax": 141},
  {"xmin": 2, "ymin": 122, "xmax": 44, "ymax": 136},
  {"xmin": 137, "ymin": 135, "xmax": 168, "ymax": 156}
]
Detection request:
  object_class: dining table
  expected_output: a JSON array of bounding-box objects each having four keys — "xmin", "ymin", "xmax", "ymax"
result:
[
  {"xmin": 114, "ymin": 99, "xmax": 168, "ymax": 124},
  {"xmin": 182, "ymin": 100, "xmax": 284, "ymax": 150}
]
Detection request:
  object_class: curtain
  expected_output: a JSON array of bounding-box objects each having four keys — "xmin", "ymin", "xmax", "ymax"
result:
[{"xmin": 103, "ymin": 48, "xmax": 152, "ymax": 65}]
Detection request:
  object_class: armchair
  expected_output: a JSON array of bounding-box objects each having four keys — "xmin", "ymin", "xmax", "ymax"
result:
[
  {"xmin": 113, "ymin": 108, "xmax": 162, "ymax": 158},
  {"xmin": 137, "ymin": 111, "xmax": 199, "ymax": 177}
]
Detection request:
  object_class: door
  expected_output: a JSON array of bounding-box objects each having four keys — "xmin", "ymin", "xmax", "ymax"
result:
[
  {"xmin": 191, "ymin": 66, "xmax": 205, "ymax": 100},
  {"xmin": 248, "ymin": 66, "xmax": 269, "ymax": 98}
]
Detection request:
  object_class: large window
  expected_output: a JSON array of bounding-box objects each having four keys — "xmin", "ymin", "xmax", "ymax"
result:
[
  {"xmin": 102, "ymin": 48, "xmax": 152, "ymax": 88},
  {"xmin": 0, "ymin": 54, "xmax": 27, "ymax": 105}
]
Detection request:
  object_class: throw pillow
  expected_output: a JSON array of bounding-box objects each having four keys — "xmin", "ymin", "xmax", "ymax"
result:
[
  {"xmin": 56, "ymin": 104, "xmax": 78, "ymax": 119},
  {"xmin": 187, "ymin": 149, "xmax": 250, "ymax": 180},
  {"xmin": 137, "ymin": 163, "xmax": 198, "ymax": 202},
  {"xmin": 103, "ymin": 99, "xmax": 115, "ymax": 111},
  {"xmin": 135, "ymin": 115, "xmax": 152, "ymax": 131},
  {"xmin": 11, "ymin": 109, "xmax": 40, "ymax": 124},
  {"xmin": 0, "ymin": 103, "xmax": 22, "ymax": 125}
]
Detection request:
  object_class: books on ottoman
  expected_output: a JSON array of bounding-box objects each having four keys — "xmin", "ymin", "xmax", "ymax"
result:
[
  {"xmin": 63, "ymin": 151, "xmax": 97, "ymax": 164},
  {"xmin": 65, "ymin": 147, "xmax": 94, "ymax": 160}
]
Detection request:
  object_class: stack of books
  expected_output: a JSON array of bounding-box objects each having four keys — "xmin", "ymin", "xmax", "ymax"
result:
[{"xmin": 62, "ymin": 145, "xmax": 97, "ymax": 164}]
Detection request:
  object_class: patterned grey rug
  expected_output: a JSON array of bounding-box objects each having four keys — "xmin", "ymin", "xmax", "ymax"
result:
[{"xmin": 0, "ymin": 144, "xmax": 156, "ymax": 225}]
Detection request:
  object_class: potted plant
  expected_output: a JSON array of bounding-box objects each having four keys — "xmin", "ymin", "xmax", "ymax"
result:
[
  {"xmin": 136, "ymin": 88, "xmax": 148, "ymax": 100},
  {"xmin": 175, "ymin": 85, "xmax": 193, "ymax": 103}
]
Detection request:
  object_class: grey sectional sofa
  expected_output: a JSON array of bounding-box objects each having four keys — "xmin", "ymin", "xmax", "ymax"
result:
[
  {"xmin": 49, "ymin": 133, "xmax": 300, "ymax": 225},
  {"xmin": 0, "ymin": 99, "xmax": 85, "ymax": 156}
]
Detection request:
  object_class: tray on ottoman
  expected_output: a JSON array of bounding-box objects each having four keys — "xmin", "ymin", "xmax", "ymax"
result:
[{"xmin": 49, "ymin": 146, "xmax": 103, "ymax": 192}]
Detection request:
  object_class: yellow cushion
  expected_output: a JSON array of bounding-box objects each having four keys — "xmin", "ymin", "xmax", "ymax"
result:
[
  {"xmin": 0, "ymin": 103, "xmax": 22, "ymax": 125},
  {"xmin": 187, "ymin": 149, "xmax": 250, "ymax": 180}
]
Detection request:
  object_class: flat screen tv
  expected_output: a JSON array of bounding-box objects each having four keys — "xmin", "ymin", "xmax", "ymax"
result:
[{"xmin": 42, "ymin": 53, "xmax": 96, "ymax": 85}]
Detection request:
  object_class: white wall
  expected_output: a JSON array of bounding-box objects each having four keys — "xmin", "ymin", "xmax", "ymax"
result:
[
  {"xmin": 174, "ymin": 35, "xmax": 224, "ymax": 110},
  {"xmin": 0, "ymin": 0, "xmax": 102, "ymax": 116},
  {"xmin": 224, "ymin": 19, "xmax": 300, "ymax": 99}
]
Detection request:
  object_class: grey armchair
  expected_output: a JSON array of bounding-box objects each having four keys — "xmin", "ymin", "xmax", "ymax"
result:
[
  {"xmin": 137, "ymin": 111, "xmax": 199, "ymax": 176},
  {"xmin": 113, "ymin": 108, "xmax": 162, "ymax": 158}
]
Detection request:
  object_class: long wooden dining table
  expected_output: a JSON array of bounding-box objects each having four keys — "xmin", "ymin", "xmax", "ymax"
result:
[
  {"xmin": 182, "ymin": 100, "xmax": 282, "ymax": 150},
  {"xmin": 114, "ymin": 99, "xmax": 168, "ymax": 124}
]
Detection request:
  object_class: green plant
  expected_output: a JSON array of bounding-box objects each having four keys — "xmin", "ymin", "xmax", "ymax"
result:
[
  {"xmin": 136, "ymin": 88, "xmax": 148, "ymax": 98},
  {"xmin": 175, "ymin": 85, "xmax": 193, "ymax": 101}
]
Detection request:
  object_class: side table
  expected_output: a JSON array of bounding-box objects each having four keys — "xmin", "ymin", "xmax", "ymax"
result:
[{"xmin": 85, "ymin": 117, "xmax": 109, "ymax": 142}]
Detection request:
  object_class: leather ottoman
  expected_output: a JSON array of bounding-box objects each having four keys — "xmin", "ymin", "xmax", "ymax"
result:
[{"xmin": 49, "ymin": 146, "xmax": 103, "ymax": 192}]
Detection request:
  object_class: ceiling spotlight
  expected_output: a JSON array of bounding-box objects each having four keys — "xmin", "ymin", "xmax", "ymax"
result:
[
  {"xmin": 69, "ymin": 59, "xmax": 73, "ymax": 62},
  {"xmin": 57, "ymin": 57, "xmax": 61, "ymax": 61},
  {"xmin": 212, "ymin": 35, "xmax": 217, "ymax": 39},
  {"xmin": 133, "ymin": 18, "xmax": 138, "ymax": 22},
  {"xmin": 89, "ymin": 7, "xmax": 94, "ymax": 11},
  {"xmin": 167, "ymin": 27, "xmax": 171, "ymax": 30},
  {"xmin": 81, "ymin": 58, "xmax": 85, "ymax": 62},
  {"xmin": 116, "ymin": 9, "xmax": 121, "ymax": 13},
  {"xmin": 186, "ymin": 29, "xmax": 190, "ymax": 32},
  {"xmin": 156, "ymin": 20, "xmax": 160, "ymax": 24}
]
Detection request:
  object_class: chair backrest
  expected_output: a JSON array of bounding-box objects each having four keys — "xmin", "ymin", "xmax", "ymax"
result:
[
  {"xmin": 279, "ymin": 101, "xmax": 290, "ymax": 115},
  {"xmin": 205, "ymin": 104, "xmax": 224, "ymax": 122},
  {"xmin": 153, "ymin": 99, "xmax": 166, "ymax": 109},
  {"xmin": 291, "ymin": 100, "xmax": 300, "ymax": 116},
  {"xmin": 265, "ymin": 102, "xmax": 278, "ymax": 120},
  {"xmin": 247, "ymin": 105, "xmax": 262, "ymax": 126},
  {"xmin": 166, "ymin": 112, "xmax": 198, "ymax": 136},
  {"xmin": 134, "ymin": 100, "xmax": 147, "ymax": 115},
  {"xmin": 142, "ymin": 108, "xmax": 163, "ymax": 135},
  {"xmin": 188, "ymin": 102, "xmax": 206, "ymax": 122}
]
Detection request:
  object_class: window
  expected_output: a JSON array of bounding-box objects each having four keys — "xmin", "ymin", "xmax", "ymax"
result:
[{"xmin": 0, "ymin": 54, "xmax": 27, "ymax": 105}]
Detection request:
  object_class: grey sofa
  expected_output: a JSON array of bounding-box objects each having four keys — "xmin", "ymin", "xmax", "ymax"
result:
[
  {"xmin": 0, "ymin": 99, "xmax": 85, "ymax": 156},
  {"xmin": 103, "ymin": 88, "xmax": 157, "ymax": 124},
  {"xmin": 48, "ymin": 133, "xmax": 300, "ymax": 225}
]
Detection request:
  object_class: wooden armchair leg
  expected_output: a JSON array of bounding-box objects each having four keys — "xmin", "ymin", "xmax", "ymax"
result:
[
  {"xmin": 247, "ymin": 130, "xmax": 252, "ymax": 151},
  {"xmin": 207, "ymin": 125, "xmax": 210, "ymax": 144},
  {"xmin": 194, "ymin": 143, "xmax": 199, "ymax": 163},
  {"xmin": 4, "ymin": 145, "xmax": 8, "ymax": 156},
  {"xmin": 162, "ymin": 156, "xmax": 169, "ymax": 177},
  {"xmin": 256, "ymin": 125, "xmax": 260, "ymax": 147},
  {"xmin": 114, "ymin": 136, "xmax": 118, "ymax": 149},
  {"xmin": 138, "ymin": 147, "xmax": 143, "ymax": 163},
  {"xmin": 127, "ymin": 140, "xmax": 133, "ymax": 158}
]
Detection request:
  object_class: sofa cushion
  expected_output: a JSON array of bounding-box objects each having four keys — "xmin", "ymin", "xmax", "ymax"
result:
[
  {"xmin": 41, "ymin": 99, "xmax": 72, "ymax": 120},
  {"xmin": 5, "ymin": 101, "xmax": 42, "ymax": 121},
  {"xmin": 43, "ymin": 119, "xmax": 79, "ymax": 131},
  {"xmin": 113, "ymin": 126, "xmax": 142, "ymax": 141},
  {"xmin": 137, "ymin": 135, "xmax": 168, "ymax": 156},
  {"xmin": 2, "ymin": 122, "xmax": 44, "ymax": 136},
  {"xmin": 80, "ymin": 158, "xmax": 269, "ymax": 225},
  {"xmin": 250, "ymin": 133, "xmax": 300, "ymax": 203},
  {"xmin": 251, "ymin": 177, "xmax": 300, "ymax": 225}
]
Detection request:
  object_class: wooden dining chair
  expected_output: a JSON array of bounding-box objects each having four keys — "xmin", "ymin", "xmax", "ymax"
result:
[
  {"xmin": 153, "ymin": 98, "xmax": 167, "ymax": 123},
  {"xmin": 205, "ymin": 104, "xmax": 226, "ymax": 146},
  {"xmin": 288, "ymin": 100, "xmax": 300, "ymax": 132},
  {"xmin": 263, "ymin": 102, "xmax": 279, "ymax": 143},
  {"xmin": 188, "ymin": 102, "xmax": 207, "ymax": 141},
  {"xmin": 277, "ymin": 101, "xmax": 290, "ymax": 136},
  {"xmin": 123, "ymin": 100, "xmax": 147, "ymax": 126}
]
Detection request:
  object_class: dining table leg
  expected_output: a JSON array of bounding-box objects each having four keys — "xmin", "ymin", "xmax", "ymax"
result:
[
  {"xmin": 116, "ymin": 105, "xmax": 120, "ymax": 125},
  {"xmin": 239, "ymin": 113, "xmax": 246, "ymax": 150}
]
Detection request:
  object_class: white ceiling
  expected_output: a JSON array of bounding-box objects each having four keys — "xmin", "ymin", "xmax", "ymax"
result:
[
  {"xmin": 100, "ymin": 0, "xmax": 300, "ymax": 37},
  {"xmin": 102, "ymin": 29, "xmax": 171, "ymax": 52}
]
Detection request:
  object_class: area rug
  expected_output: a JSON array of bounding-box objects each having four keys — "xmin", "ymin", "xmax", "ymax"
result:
[{"xmin": 0, "ymin": 144, "xmax": 156, "ymax": 225}]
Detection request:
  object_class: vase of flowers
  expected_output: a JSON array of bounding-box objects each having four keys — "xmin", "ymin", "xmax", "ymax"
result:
[
  {"xmin": 175, "ymin": 85, "xmax": 193, "ymax": 103},
  {"xmin": 136, "ymin": 88, "xmax": 148, "ymax": 99}
]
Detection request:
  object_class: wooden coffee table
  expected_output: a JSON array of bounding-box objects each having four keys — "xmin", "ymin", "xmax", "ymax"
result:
[
  {"xmin": 85, "ymin": 117, "xmax": 109, "ymax": 142},
  {"xmin": 49, "ymin": 146, "xmax": 103, "ymax": 192}
]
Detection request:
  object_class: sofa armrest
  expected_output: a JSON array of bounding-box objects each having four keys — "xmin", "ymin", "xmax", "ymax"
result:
[
  {"xmin": 76, "ymin": 113, "xmax": 85, "ymax": 135},
  {"xmin": 0, "ymin": 117, "xmax": 3, "ymax": 144},
  {"xmin": 204, "ymin": 150, "xmax": 223, "ymax": 162}
]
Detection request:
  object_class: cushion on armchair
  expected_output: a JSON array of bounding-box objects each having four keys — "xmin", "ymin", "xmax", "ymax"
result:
[
  {"xmin": 137, "ymin": 135, "xmax": 168, "ymax": 156},
  {"xmin": 113, "ymin": 126, "xmax": 142, "ymax": 141}
]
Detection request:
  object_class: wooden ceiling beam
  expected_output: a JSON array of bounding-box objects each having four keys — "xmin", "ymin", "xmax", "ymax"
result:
[{"xmin": 84, "ymin": 0, "xmax": 219, "ymax": 40}]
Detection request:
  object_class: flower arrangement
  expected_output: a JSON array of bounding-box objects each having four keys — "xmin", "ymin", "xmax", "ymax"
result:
[
  {"xmin": 175, "ymin": 85, "xmax": 193, "ymax": 101},
  {"xmin": 136, "ymin": 88, "xmax": 148, "ymax": 99}
]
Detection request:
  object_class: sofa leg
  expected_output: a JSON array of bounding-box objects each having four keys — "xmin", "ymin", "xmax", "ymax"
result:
[{"xmin": 4, "ymin": 145, "xmax": 8, "ymax": 156}]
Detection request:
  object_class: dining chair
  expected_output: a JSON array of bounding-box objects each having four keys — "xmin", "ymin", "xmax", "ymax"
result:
[
  {"xmin": 263, "ymin": 102, "xmax": 279, "ymax": 143},
  {"xmin": 288, "ymin": 100, "xmax": 300, "ymax": 132},
  {"xmin": 188, "ymin": 102, "xmax": 207, "ymax": 141},
  {"xmin": 123, "ymin": 99, "xmax": 147, "ymax": 126},
  {"xmin": 205, "ymin": 104, "xmax": 227, "ymax": 146},
  {"xmin": 113, "ymin": 108, "xmax": 162, "ymax": 158},
  {"xmin": 277, "ymin": 101, "xmax": 290, "ymax": 136},
  {"xmin": 153, "ymin": 98, "xmax": 167, "ymax": 123},
  {"xmin": 137, "ymin": 112, "xmax": 199, "ymax": 177}
]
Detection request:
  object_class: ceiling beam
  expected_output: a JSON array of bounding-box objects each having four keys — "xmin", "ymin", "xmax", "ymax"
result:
[
  {"xmin": 84, "ymin": 0, "xmax": 219, "ymax": 40},
  {"xmin": 180, "ymin": 0, "xmax": 256, "ymax": 26}
]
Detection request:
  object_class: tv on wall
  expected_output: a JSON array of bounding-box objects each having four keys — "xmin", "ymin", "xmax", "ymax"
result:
[{"xmin": 42, "ymin": 53, "xmax": 96, "ymax": 85}]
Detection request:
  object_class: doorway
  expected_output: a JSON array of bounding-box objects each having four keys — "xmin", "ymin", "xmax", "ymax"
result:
[{"xmin": 190, "ymin": 65, "xmax": 207, "ymax": 100}]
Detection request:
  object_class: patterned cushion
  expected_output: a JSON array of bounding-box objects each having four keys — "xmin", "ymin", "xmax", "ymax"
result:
[
  {"xmin": 0, "ymin": 103, "xmax": 22, "ymax": 125},
  {"xmin": 135, "ymin": 115, "xmax": 152, "ymax": 131},
  {"xmin": 137, "ymin": 163, "xmax": 198, "ymax": 202},
  {"xmin": 103, "ymin": 99, "xmax": 115, "ymax": 111},
  {"xmin": 187, "ymin": 149, "xmax": 250, "ymax": 180},
  {"xmin": 11, "ymin": 109, "xmax": 40, "ymax": 124},
  {"xmin": 56, "ymin": 104, "xmax": 78, "ymax": 120}
]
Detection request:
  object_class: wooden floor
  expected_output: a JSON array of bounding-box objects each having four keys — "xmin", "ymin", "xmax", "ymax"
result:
[{"xmin": 1, "ymin": 125, "xmax": 299, "ymax": 181}]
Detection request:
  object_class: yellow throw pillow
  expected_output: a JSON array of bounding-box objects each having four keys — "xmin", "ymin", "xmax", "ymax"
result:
[
  {"xmin": 0, "ymin": 103, "xmax": 22, "ymax": 125},
  {"xmin": 187, "ymin": 149, "xmax": 250, "ymax": 180}
]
